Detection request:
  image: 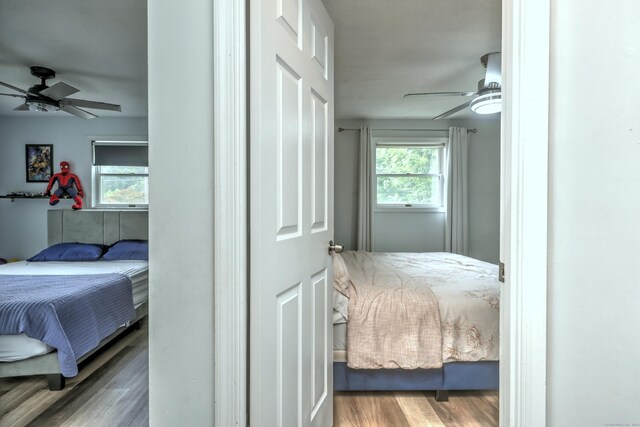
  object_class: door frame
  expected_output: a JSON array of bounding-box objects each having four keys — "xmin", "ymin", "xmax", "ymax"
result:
[
  {"xmin": 211, "ymin": 0, "xmax": 550, "ymax": 425},
  {"xmin": 213, "ymin": 0, "xmax": 248, "ymax": 425},
  {"xmin": 500, "ymin": 0, "xmax": 549, "ymax": 425}
]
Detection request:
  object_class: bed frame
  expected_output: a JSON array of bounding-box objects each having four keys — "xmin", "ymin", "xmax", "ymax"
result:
[
  {"xmin": 0, "ymin": 209, "xmax": 149, "ymax": 391},
  {"xmin": 334, "ymin": 361, "xmax": 499, "ymax": 401}
]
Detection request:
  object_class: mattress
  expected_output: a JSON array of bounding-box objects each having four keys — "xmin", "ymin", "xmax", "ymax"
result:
[
  {"xmin": 0, "ymin": 260, "xmax": 148, "ymax": 362},
  {"xmin": 333, "ymin": 252, "xmax": 500, "ymax": 366}
]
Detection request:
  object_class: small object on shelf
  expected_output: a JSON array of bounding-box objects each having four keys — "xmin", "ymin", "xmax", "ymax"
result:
[
  {"xmin": 0, "ymin": 192, "xmax": 69, "ymax": 202},
  {"xmin": 9, "ymin": 191, "xmax": 44, "ymax": 198}
]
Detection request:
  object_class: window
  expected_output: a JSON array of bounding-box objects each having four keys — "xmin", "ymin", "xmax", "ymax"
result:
[
  {"xmin": 92, "ymin": 140, "xmax": 148, "ymax": 208},
  {"xmin": 374, "ymin": 138, "xmax": 445, "ymax": 209}
]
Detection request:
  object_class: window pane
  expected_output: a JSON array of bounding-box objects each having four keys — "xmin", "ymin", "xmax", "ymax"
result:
[
  {"xmin": 377, "ymin": 176, "xmax": 440, "ymax": 205},
  {"xmin": 99, "ymin": 166, "xmax": 148, "ymax": 174},
  {"xmin": 100, "ymin": 175, "xmax": 148, "ymax": 204},
  {"xmin": 376, "ymin": 146, "xmax": 440, "ymax": 174}
]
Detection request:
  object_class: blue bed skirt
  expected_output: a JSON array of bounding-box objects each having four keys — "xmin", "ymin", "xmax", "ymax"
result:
[{"xmin": 334, "ymin": 361, "xmax": 499, "ymax": 391}]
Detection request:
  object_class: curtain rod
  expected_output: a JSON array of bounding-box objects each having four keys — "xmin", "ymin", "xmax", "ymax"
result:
[{"xmin": 338, "ymin": 127, "xmax": 477, "ymax": 134}]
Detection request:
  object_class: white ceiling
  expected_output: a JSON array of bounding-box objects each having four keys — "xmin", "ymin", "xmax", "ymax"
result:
[
  {"xmin": 0, "ymin": 0, "xmax": 499, "ymax": 121},
  {"xmin": 0, "ymin": 0, "xmax": 147, "ymax": 118},
  {"xmin": 322, "ymin": 0, "xmax": 501, "ymax": 120}
]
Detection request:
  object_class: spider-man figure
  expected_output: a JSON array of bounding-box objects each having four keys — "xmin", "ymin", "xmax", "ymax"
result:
[{"xmin": 45, "ymin": 161, "xmax": 84, "ymax": 210}]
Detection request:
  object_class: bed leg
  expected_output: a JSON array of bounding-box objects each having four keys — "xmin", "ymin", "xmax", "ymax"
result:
[
  {"xmin": 47, "ymin": 374, "xmax": 65, "ymax": 391},
  {"xmin": 435, "ymin": 390, "xmax": 449, "ymax": 402},
  {"xmin": 134, "ymin": 320, "xmax": 142, "ymax": 330}
]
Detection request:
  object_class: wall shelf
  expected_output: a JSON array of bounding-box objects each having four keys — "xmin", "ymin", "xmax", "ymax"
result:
[{"xmin": 0, "ymin": 195, "xmax": 65, "ymax": 202}]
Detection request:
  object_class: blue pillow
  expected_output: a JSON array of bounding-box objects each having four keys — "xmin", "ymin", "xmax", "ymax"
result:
[
  {"xmin": 102, "ymin": 240, "xmax": 148, "ymax": 261},
  {"xmin": 27, "ymin": 243, "xmax": 104, "ymax": 262}
]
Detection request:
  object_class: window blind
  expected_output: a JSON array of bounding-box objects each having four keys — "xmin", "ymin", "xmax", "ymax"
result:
[{"xmin": 92, "ymin": 141, "xmax": 148, "ymax": 167}]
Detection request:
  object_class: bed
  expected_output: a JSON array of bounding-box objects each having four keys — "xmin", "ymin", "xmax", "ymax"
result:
[
  {"xmin": 333, "ymin": 251, "xmax": 500, "ymax": 400},
  {"xmin": 0, "ymin": 210, "xmax": 148, "ymax": 390}
]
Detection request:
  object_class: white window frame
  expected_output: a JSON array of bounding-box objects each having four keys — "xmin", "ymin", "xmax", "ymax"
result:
[
  {"xmin": 91, "ymin": 138, "xmax": 149, "ymax": 209},
  {"xmin": 373, "ymin": 136, "xmax": 446, "ymax": 212}
]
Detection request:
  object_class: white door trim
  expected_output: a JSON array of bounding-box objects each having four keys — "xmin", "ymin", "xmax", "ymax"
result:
[
  {"xmin": 210, "ymin": 0, "xmax": 551, "ymax": 425},
  {"xmin": 501, "ymin": 0, "xmax": 549, "ymax": 426},
  {"xmin": 213, "ymin": 0, "xmax": 248, "ymax": 425}
]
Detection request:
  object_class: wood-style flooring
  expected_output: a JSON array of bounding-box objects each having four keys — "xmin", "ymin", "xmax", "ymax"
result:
[
  {"xmin": 0, "ymin": 323, "xmax": 148, "ymax": 427},
  {"xmin": 1, "ymin": 324, "xmax": 498, "ymax": 426},
  {"xmin": 334, "ymin": 390, "xmax": 499, "ymax": 427}
]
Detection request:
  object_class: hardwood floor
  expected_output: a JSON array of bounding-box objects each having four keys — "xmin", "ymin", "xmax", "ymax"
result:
[
  {"xmin": 334, "ymin": 390, "xmax": 499, "ymax": 427},
  {"xmin": 1, "ymin": 324, "xmax": 497, "ymax": 427},
  {"xmin": 0, "ymin": 322, "xmax": 148, "ymax": 427}
]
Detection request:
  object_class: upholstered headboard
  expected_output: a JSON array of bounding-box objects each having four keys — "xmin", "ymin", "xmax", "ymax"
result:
[{"xmin": 47, "ymin": 210, "xmax": 148, "ymax": 246}]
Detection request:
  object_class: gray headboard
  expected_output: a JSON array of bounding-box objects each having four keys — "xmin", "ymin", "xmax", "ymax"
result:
[{"xmin": 48, "ymin": 210, "xmax": 148, "ymax": 246}]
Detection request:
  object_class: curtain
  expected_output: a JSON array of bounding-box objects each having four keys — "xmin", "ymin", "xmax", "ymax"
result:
[
  {"xmin": 445, "ymin": 126, "xmax": 469, "ymax": 255},
  {"xmin": 356, "ymin": 126, "xmax": 373, "ymax": 251}
]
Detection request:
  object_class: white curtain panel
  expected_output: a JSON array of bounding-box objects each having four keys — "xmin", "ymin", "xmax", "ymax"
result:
[
  {"xmin": 357, "ymin": 126, "xmax": 373, "ymax": 251},
  {"xmin": 445, "ymin": 126, "xmax": 469, "ymax": 255}
]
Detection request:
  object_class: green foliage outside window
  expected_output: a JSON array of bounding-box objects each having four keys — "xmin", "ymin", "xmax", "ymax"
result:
[
  {"xmin": 376, "ymin": 145, "xmax": 442, "ymax": 205},
  {"xmin": 98, "ymin": 166, "xmax": 148, "ymax": 205}
]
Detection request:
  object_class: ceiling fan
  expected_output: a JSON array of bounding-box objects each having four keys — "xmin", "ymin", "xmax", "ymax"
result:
[
  {"xmin": 404, "ymin": 52, "xmax": 502, "ymax": 120},
  {"xmin": 0, "ymin": 66, "xmax": 121, "ymax": 119}
]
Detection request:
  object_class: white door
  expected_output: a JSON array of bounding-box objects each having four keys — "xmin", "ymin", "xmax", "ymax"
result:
[{"xmin": 249, "ymin": 0, "xmax": 334, "ymax": 425}]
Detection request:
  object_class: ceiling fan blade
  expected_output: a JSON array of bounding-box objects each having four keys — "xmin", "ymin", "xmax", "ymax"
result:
[
  {"xmin": 40, "ymin": 82, "xmax": 80, "ymax": 100},
  {"xmin": 62, "ymin": 98, "xmax": 121, "ymax": 112},
  {"xmin": 13, "ymin": 104, "xmax": 29, "ymax": 111},
  {"xmin": 432, "ymin": 100, "xmax": 472, "ymax": 120},
  {"xmin": 404, "ymin": 91, "xmax": 476, "ymax": 98},
  {"xmin": 0, "ymin": 93, "xmax": 26, "ymax": 99},
  {"xmin": 61, "ymin": 105, "xmax": 98, "ymax": 119},
  {"xmin": 0, "ymin": 81, "xmax": 29, "ymax": 94}
]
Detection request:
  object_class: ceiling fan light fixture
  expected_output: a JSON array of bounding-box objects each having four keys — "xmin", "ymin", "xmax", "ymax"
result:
[
  {"xmin": 470, "ymin": 91, "xmax": 502, "ymax": 115},
  {"xmin": 25, "ymin": 98, "xmax": 60, "ymax": 113}
]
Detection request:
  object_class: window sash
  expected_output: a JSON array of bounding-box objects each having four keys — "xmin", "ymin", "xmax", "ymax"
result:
[
  {"xmin": 374, "ymin": 141, "xmax": 445, "ymax": 209},
  {"xmin": 97, "ymin": 175, "xmax": 149, "ymax": 206},
  {"xmin": 97, "ymin": 173, "xmax": 149, "ymax": 177},
  {"xmin": 375, "ymin": 145, "xmax": 443, "ymax": 175},
  {"xmin": 93, "ymin": 167, "xmax": 149, "ymax": 208},
  {"xmin": 91, "ymin": 139, "xmax": 149, "ymax": 208},
  {"xmin": 376, "ymin": 173, "xmax": 441, "ymax": 178},
  {"xmin": 376, "ymin": 176, "xmax": 443, "ymax": 207}
]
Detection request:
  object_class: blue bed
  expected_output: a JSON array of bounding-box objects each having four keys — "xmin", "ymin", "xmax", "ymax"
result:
[
  {"xmin": 334, "ymin": 361, "xmax": 499, "ymax": 400},
  {"xmin": 0, "ymin": 210, "xmax": 148, "ymax": 390}
]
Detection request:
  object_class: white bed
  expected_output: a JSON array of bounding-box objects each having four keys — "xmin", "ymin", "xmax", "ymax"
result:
[
  {"xmin": 0, "ymin": 209, "xmax": 149, "ymax": 390},
  {"xmin": 333, "ymin": 251, "xmax": 500, "ymax": 396}
]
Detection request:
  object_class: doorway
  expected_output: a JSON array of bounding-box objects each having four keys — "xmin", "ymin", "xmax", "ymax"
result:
[{"xmin": 145, "ymin": 0, "xmax": 551, "ymax": 424}]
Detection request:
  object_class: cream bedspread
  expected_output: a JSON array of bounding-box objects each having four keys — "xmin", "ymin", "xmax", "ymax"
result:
[{"xmin": 334, "ymin": 251, "xmax": 500, "ymax": 367}]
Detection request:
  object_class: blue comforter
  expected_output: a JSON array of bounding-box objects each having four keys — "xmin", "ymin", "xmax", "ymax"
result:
[{"xmin": 0, "ymin": 274, "xmax": 135, "ymax": 377}]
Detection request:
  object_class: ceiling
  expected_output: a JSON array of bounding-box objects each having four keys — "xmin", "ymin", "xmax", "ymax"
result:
[
  {"xmin": 322, "ymin": 0, "xmax": 501, "ymax": 120},
  {"xmin": 0, "ymin": 0, "xmax": 499, "ymax": 121},
  {"xmin": 0, "ymin": 0, "xmax": 147, "ymax": 118}
]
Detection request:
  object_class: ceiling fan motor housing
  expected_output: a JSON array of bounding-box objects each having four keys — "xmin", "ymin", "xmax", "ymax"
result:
[
  {"xmin": 30, "ymin": 66, "xmax": 56, "ymax": 81},
  {"xmin": 28, "ymin": 66, "xmax": 57, "ymax": 94},
  {"xmin": 481, "ymin": 52, "xmax": 501, "ymax": 89}
]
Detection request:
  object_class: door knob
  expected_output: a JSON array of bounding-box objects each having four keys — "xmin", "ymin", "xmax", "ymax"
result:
[{"xmin": 328, "ymin": 240, "xmax": 343, "ymax": 255}]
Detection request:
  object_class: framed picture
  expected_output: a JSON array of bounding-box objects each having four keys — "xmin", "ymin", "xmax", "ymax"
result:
[{"xmin": 25, "ymin": 144, "xmax": 54, "ymax": 182}]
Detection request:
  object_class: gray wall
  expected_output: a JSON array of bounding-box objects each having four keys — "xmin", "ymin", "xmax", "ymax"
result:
[
  {"xmin": 335, "ymin": 118, "xmax": 500, "ymax": 263},
  {"xmin": 547, "ymin": 1, "xmax": 640, "ymax": 425},
  {"xmin": 148, "ymin": 0, "xmax": 216, "ymax": 424},
  {"xmin": 0, "ymin": 116, "xmax": 148, "ymax": 259}
]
